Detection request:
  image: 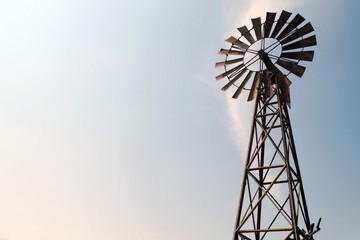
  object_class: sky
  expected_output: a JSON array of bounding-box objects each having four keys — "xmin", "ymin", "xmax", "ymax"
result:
[{"xmin": 0, "ymin": 0, "xmax": 359, "ymax": 239}]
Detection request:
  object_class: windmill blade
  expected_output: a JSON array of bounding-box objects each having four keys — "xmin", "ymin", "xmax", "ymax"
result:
[
  {"xmin": 263, "ymin": 70, "xmax": 275, "ymax": 99},
  {"xmin": 280, "ymin": 51, "xmax": 314, "ymax": 62},
  {"xmin": 216, "ymin": 63, "xmax": 245, "ymax": 80},
  {"xmin": 277, "ymin": 74, "xmax": 292, "ymax": 106},
  {"xmin": 232, "ymin": 71, "xmax": 253, "ymax": 99},
  {"xmin": 226, "ymin": 36, "xmax": 250, "ymax": 50},
  {"xmin": 218, "ymin": 48, "xmax": 245, "ymax": 55},
  {"xmin": 227, "ymin": 63, "xmax": 246, "ymax": 79},
  {"xmin": 251, "ymin": 17, "xmax": 263, "ymax": 40},
  {"xmin": 221, "ymin": 69, "xmax": 248, "ymax": 91},
  {"xmin": 270, "ymin": 10, "xmax": 292, "ymax": 38},
  {"xmin": 247, "ymin": 72, "xmax": 261, "ymax": 101},
  {"xmin": 280, "ymin": 22, "xmax": 314, "ymax": 45},
  {"xmin": 274, "ymin": 72, "xmax": 292, "ymax": 105},
  {"xmin": 282, "ymin": 74, "xmax": 292, "ymax": 87},
  {"xmin": 276, "ymin": 13, "xmax": 305, "ymax": 40},
  {"xmin": 237, "ymin": 26, "xmax": 255, "ymax": 44},
  {"xmin": 282, "ymin": 82, "xmax": 291, "ymax": 106},
  {"xmin": 264, "ymin": 12, "xmax": 276, "ymax": 37},
  {"xmin": 276, "ymin": 59, "xmax": 306, "ymax": 77},
  {"xmin": 282, "ymin": 35, "xmax": 317, "ymax": 51},
  {"xmin": 215, "ymin": 58, "xmax": 244, "ymax": 68}
]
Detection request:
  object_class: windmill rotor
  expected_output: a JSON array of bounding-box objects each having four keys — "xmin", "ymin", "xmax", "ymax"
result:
[{"xmin": 215, "ymin": 10, "xmax": 317, "ymax": 103}]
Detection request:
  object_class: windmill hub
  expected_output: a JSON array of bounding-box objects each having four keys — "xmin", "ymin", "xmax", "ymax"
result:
[
  {"xmin": 257, "ymin": 50, "xmax": 274, "ymax": 71},
  {"xmin": 257, "ymin": 49, "xmax": 268, "ymax": 60},
  {"xmin": 243, "ymin": 38, "xmax": 281, "ymax": 72}
]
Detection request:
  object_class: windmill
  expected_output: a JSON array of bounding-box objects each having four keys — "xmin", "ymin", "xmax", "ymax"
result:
[{"xmin": 215, "ymin": 10, "xmax": 321, "ymax": 240}]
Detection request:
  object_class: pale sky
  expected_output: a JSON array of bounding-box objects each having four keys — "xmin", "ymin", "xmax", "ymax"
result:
[{"xmin": 0, "ymin": 0, "xmax": 359, "ymax": 240}]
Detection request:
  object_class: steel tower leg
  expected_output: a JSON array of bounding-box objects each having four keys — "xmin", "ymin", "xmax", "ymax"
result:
[{"xmin": 232, "ymin": 76, "xmax": 317, "ymax": 240}]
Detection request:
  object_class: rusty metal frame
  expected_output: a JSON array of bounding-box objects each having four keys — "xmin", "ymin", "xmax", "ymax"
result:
[{"xmin": 232, "ymin": 76, "xmax": 320, "ymax": 240}]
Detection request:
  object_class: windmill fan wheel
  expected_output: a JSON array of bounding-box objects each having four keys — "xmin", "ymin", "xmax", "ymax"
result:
[{"xmin": 215, "ymin": 10, "xmax": 317, "ymax": 102}]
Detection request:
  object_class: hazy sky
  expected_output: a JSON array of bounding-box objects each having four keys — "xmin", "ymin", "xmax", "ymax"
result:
[{"xmin": 0, "ymin": 0, "xmax": 359, "ymax": 239}]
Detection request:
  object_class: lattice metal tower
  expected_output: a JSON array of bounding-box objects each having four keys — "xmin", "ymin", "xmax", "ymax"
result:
[{"xmin": 215, "ymin": 10, "xmax": 321, "ymax": 240}]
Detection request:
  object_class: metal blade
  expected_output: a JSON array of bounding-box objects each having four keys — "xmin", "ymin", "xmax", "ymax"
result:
[
  {"xmin": 216, "ymin": 63, "xmax": 245, "ymax": 80},
  {"xmin": 270, "ymin": 10, "xmax": 292, "ymax": 38},
  {"xmin": 264, "ymin": 12, "xmax": 276, "ymax": 37},
  {"xmin": 276, "ymin": 13, "xmax": 305, "ymax": 40},
  {"xmin": 215, "ymin": 58, "xmax": 244, "ymax": 68},
  {"xmin": 237, "ymin": 26, "xmax": 255, "ymax": 44},
  {"xmin": 232, "ymin": 71, "xmax": 253, "ymax": 99},
  {"xmin": 282, "ymin": 83, "xmax": 291, "ymax": 106},
  {"xmin": 282, "ymin": 35, "xmax": 317, "ymax": 51},
  {"xmin": 251, "ymin": 17, "xmax": 262, "ymax": 40},
  {"xmin": 282, "ymin": 75, "xmax": 292, "ymax": 87},
  {"xmin": 276, "ymin": 73, "xmax": 292, "ymax": 106},
  {"xmin": 278, "ymin": 74, "xmax": 292, "ymax": 107},
  {"xmin": 218, "ymin": 48, "xmax": 245, "ymax": 55},
  {"xmin": 247, "ymin": 72, "xmax": 260, "ymax": 101},
  {"xmin": 226, "ymin": 36, "xmax": 250, "ymax": 49},
  {"xmin": 276, "ymin": 59, "xmax": 306, "ymax": 77},
  {"xmin": 280, "ymin": 51, "xmax": 314, "ymax": 62},
  {"xmin": 263, "ymin": 70, "xmax": 274, "ymax": 99},
  {"xmin": 221, "ymin": 69, "xmax": 247, "ymax": 91},
  {"xmin": 280, "ymin": 23, "xmax": 314, "ymax": 45}
]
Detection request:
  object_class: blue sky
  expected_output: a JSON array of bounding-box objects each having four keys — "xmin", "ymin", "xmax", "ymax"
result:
[{"xmin": 0, "ymin": 0, "xmax": 359, "ymax": 239}]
